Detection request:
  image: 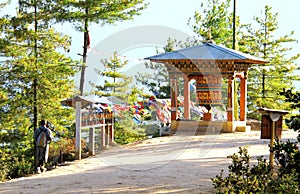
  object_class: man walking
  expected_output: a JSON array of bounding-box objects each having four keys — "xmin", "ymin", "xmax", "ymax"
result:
[{"xmin": 34, "ymin": 120, "xmax": 54, "ymax": 173}]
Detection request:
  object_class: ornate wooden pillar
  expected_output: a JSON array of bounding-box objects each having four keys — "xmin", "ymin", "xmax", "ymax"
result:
[
  {"xmin": 240, "ymin": 75, "xmax": 247, "ymax": 121},
  {"xmin": 170, "ymin": 77, "xmax": 178, "ymax": 121},
  {"xmin": 183, "ymin": 76, "xmax": 191, "ymax": 119},
  {"xmin": 227, "ymin": 77, "xmax": 235, "ymax": 122}
]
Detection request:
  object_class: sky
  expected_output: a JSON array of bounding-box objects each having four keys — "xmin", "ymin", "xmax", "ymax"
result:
[
  {"xmin": 2, "ymin": 0, "xmax": 300, "ymax": 91},
  {"xmin": 82, "ymin": 0, "xmax": 300, "ymax": 91},
  {"xmin": 2, "ymin": 0, "xmax": 300, "ymax": 59},
  {"xmin": 84, "ymin": 0, "xmax": 300, "ymax": 58}
]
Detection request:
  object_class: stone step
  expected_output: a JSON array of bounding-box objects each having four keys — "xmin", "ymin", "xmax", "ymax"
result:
[
  {"xmin": 236, "ymin": 125, "xmax": 251, "ymax": 133},
  {"xmin": 171, "ymin": 126, "xmax": 221, "ymax": 136},
  {"xmin": 195, "ymin": 126, "xmax": 216, "ymax": 135}
]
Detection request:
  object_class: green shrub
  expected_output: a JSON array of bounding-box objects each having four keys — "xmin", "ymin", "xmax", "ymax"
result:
[
  {"xmin": 0, "ymin": 149, "xmax": 10, "ymax": 182},
  {"xmin": 211, "ymin": 146, "xmax": 299, "ymax": 193},
  {"xmin": 0, "ymin": 145, "xmax": 34, "ymax": 181},
  {"xmin": 273, "ymin": 139, "xmax": 300, "ymax": 181},
  {"xmin": 266, "ymin": 171, "xmax": 299, "ymax": 193},
  {"xmin": 114, "ymin": 127, "xmax": 146, "ymax": 145},
  {"xmin": 48, "ymin": 137, "xmax": 87, "ymax": 165},
  {"xmin": 212, "ymin": 147, "xmax": 272, "ymax": 193},
  {"xmin": 114, "ymin": 118, "xmax": 146, "ymax": 145},
  {"xmin": 7, "ymin": 155, "xmax": 34, "ymax": 179},
  {"xmin": 143, "ymin": 124, "xmax": 161, "ymax": 137}
]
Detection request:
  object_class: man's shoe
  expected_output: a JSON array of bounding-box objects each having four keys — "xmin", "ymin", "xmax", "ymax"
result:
[{"xmin": 37, "ymin": 167, "xmax": 41, "ymax": 174}]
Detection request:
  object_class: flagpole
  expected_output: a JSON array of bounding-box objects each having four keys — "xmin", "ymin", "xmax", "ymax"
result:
[{"xmin": 232, "ymin": 0, "xmax": 236, "ymax": 50}]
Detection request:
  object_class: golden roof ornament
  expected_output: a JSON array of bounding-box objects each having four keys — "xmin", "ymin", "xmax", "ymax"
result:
[{"xmin": 205, "ymin": 28, "xmax": 215, "ymax": 44}]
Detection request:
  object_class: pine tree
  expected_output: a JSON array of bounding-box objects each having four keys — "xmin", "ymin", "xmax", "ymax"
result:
[
  {"xmin": 244, "ymin": 6, "xmax": 300, "ymax": 119},
  {"xmin": 188, "ymin": 0, "xmax": 233, "ymax": 46},
  {"xmin": 55, "ymin": 0, "xmax": 148, "ymax": 95},
  {"xmin": 0, "ymin": 0, "xmax": 79, "ymax": 131},
  {"xmin": 0, "ymin": 1, "xmax": 9, "ymax": 108},
  {"xmin": 136, "ymin": 38, "xmax": 179, "ymax": 99},
  {"xmin": 186, "ymin": 2, "xmax": 300, "ymax": 121},
  {"xmin": 94, "ymin": 52, "xmax": 132, "ymax": 100},
  {"xmin": 0, "ymin": 1, "xmax": 79, "ymax": 173}
]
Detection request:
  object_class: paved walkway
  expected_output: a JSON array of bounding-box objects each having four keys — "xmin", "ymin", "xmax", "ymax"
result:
[{"xmin": 0, "ymin": 130, "xmax": 297, "ymax": 194}]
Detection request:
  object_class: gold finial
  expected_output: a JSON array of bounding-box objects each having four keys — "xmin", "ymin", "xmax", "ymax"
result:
[
  {"xmin": 207, "ymin": 28, "xmax": 212, "ymax": 41},
  {"xmin": 205, "ymin": 28, "xmax": 214, "ymax": 44}
]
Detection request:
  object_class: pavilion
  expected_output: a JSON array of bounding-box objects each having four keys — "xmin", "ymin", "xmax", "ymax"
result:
[{"xmin": 145, "ymin": 42, "xmax": 268, "ymax": 133}]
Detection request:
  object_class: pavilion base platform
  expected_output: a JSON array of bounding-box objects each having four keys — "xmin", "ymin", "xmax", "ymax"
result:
[
  {"xmin": 235, "ymin": 121, "xmax": 251, "ymax": 133},
  {"xmin": 170, "ymin": 120, "xmax": 251, "ymax": 135}
]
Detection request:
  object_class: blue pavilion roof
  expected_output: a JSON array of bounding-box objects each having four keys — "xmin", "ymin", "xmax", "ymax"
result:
[{"xmin": 145, "ymin": 42, "xmax": 268, "ymax": 64}]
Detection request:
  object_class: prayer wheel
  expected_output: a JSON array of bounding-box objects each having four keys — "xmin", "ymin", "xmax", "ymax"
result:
[{"xmin": 194, "ymin": 74, "xmax": 223, "ymax": 106}]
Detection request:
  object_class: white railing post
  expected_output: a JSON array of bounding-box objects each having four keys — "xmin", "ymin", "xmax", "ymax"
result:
[{"xmin": 75, "ymin": 101, "xmax": 81, "ymax": 160}]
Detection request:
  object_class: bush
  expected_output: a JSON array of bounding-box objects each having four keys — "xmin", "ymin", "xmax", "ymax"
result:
[
  {"xmin": 48, "ymin": 137, "xmax": 87, "ymax": 165},
  {"xmin": 266, "ymin": 171, "xmax": 299, "ymax": 193},
  {"xmin": 114, "ymin": 117, "xmax": 146, "ymax": 145},
  {"xmin": 0, "ymin": 145, "xmax": 34, "ymax": 182},
  {"xmin": 211, "ymin": 147, "xmax": 272, "ymax": 193},
  {"xmin": 7, "ymin": 155, "xmax": 34, "ymax": 179},
  {"xmin": 211, "ymin": 146, "xmax": 299, "ymax": 193},
  {"xmin": 114, "ymin": 127, "xmax": 146, "ymax": 145},
  {"xmin": 143, "ymin": 124, "xmax": 161, "ymax": 137},
  {"xmin": 273, "ymin": 139, "xmax": 300, "ymax": 180},
  {"xmin": 0, "ymin": 149, "xmax": 10, "ymax": 182}
]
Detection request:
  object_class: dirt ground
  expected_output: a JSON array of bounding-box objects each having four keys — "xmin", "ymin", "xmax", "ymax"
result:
[{"xmin": 0, "ymin": 129, "xmax": 298, "ymax": 194}]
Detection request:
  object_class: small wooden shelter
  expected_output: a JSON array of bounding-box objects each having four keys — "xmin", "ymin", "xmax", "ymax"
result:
[
  {"xmin": 61, "ymin": 95, "xmax": 114, "ymax": 159},
  {"xmin": 145, "ymin": 42, "xmax": 268, "ymax": 133},
  {"xmin": 257, "ymin": 107, "xmax": 289, "ymax": 166},
  {"xmin": 257, "ymin": 107, "xmax": 289, "ymax": 140},
  {"xmin": 61, "ymin": 95, "xmax": 95, "ymax": 108}
]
